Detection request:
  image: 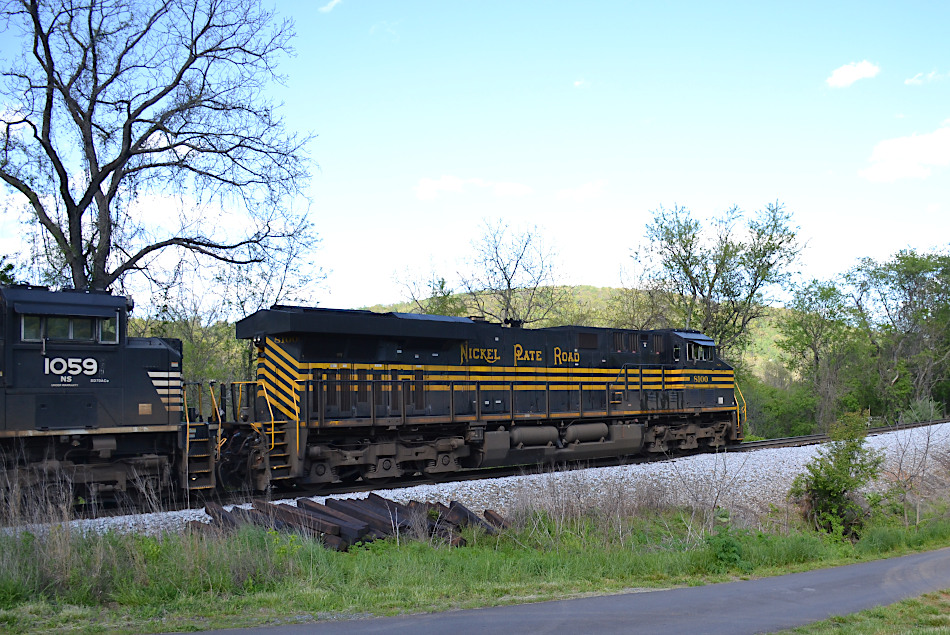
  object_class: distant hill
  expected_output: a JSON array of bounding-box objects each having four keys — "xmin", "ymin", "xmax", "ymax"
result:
[
  {"xmin": 362, "ymin": 285, "xmax": 620, "ymax": 318},
  {"xmin": 362, "ymin": 285, "xmax": 791, "ymax": 382}
]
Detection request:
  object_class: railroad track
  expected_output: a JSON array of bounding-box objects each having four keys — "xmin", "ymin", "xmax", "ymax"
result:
[
  {"xmin": 734, "ymin": 418, "xmax": 950, "ymax": 452},
  {"xmin": 74, "ymin": 418, "xmax": 950, "ymax": 521}
]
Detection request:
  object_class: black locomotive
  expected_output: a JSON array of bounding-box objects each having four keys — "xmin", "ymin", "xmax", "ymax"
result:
[
  {"xmin": 0, "ymin": 286, "xmax": 194, "ymax": 495},
  {"xmin": 1, "ymin": 286, "xmax": 743, "ymax": 496}
]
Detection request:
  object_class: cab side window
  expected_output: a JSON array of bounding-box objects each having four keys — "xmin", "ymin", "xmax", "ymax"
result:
[
  {"xmin": 46, "ymin": 316, "xmax": 70, "ymax": 339},
  {"xmin": 72, "ymin": 318, "xmax": 95, "ymax": 340},
  {"xmin": 20, "ymin": 315, "xmax": 119, "ymax": 343},
  {"xmin": 100, "ymin": 317, "xmax": 118, "ymax": 343},
  {"xmin": 686, "ymin": 343, "xmax": 710, "ymax": 361},
  {"xmin": 22, "ymin": 315, "xmax": 42, "ymax": 341}
]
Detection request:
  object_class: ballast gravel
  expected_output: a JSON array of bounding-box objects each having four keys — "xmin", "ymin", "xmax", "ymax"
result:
[{"xmin": 52, "ymin": 423, "xmax": 950, "ymax": 536}]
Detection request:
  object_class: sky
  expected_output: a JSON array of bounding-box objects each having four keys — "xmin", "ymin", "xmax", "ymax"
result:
[
  {"xmin": 279, "ymin": 0, "xmax": 950, "ymax": 309},
  {"xmin": 3, "ymin": 1, "xmax": 950, "ymax": 310}
]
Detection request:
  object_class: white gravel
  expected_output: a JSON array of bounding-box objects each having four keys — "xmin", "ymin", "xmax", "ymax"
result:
[{"xmin": 48, "ymin": 423, "xmax": 950, "ymax": 535}]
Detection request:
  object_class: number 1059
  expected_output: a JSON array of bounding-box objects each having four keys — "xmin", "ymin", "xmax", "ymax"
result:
[{"xmin": 44, "ymin": 357, "xmax": 98, "ymax": 376}]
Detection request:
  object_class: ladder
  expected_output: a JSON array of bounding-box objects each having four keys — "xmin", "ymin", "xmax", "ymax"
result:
[
  {"xmin": 181, "ymin": 420, "xmax": 216, "ymax": 491},
  {"xmin": 180, "ymin": 383, "xmax": 219, "ymax": 492},
  {"xmin": 244, "ymin": 380, "xmax": 304, "ymax": 489}
]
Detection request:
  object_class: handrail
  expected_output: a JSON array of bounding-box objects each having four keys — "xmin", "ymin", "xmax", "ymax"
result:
[
  {"xmin": 208, "ymin": 382, "xmax": 222, "ymax": 424},
  {"xmin": 230, "ymin": 380, "xmax": 280, "ymax": 451},
  {"xmin": 259, "ymin": 382, "xmax": 278, "ymax": 451},
  {"xmin": 735, "ymin": 382, "xmax": 748, "ymax": 439},
  {"xmin": 291, "ymin": 379, "xmax": 301, "ymax": 456},
  {"xmin": 610, "ymin": 363, "xmax": 635, "ymax": 390},
  {"xmin": 294, "ymin": 375, "xmax": 740, "ymax": 426},
  {"xmin": 182, "ymin": 384, "xmax": 191, "ymax": 494},
  {"xmin": 208, "ymin": 382, "xmax": 224, "ymax": 461}
]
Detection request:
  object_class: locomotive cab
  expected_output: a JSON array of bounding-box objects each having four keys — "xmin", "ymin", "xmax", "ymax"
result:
[{"xmin": 0, "ymin": 286, "xmax": 187, "ymax": 495}]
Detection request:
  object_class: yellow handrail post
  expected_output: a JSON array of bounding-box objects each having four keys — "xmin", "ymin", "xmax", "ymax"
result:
[
  {"xmin": 182, "ymin": 385, "xmax": 191, "ymax": 493},
  {"xmin": 734, "ymin": 383, "xmax": 748, "ymax": 439},
  {"xmin": 208, "ymin": 382, "xmax": 223, "ymax": 460},
  {"xmin": 259, "ymin": 381, "xmax": 278, "ymax": 451},
  {"xmin": 292, "ymin": 379, "xmax": 301, "ymax": 456}
]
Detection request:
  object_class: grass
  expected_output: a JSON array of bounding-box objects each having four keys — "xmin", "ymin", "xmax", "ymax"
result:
[
  {"xmin": 5, "ymin": 454, "xmax": 950, "ymax": 634},
  {"xmin": 4, "ymin": 512, "xmax": 950, "ymax": 634},
  {"xmin": 783, "ymin": 589, "xmax": 950, "ymax": 634}
]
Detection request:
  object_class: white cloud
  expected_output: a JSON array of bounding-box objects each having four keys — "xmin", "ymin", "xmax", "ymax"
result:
[
  {"xmin": 414, "ymin": 175, "xmax": 533, "ymax": 200},
  {"xmin": 859, "ymin": 120, "xmax": 950, "ymax": 182},
  {"xmin": 826, "ymin": 60, "xmax": 880, "ymax": 88},
  {"xmin": 370, "ymin": 21, "xmax": 400, "ymax": 42},
  {"xmin": 905, "ymin": 70, "xmax": 946, "ymax": 86},
  {"xmin": 319, "ymin": 0, "xmax": 343, "ymax": 13},
  {"xmin": 573, "ymin": 79, "xmax": 588, "ymax": 89},
  {"xmin": 556, "ymin": 179, "xmax": 607, "ymax": 201}
]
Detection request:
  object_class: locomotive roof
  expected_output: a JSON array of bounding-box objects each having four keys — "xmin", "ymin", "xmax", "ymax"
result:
[
  {"xmin": 236, "ymin": 304, "xmax": 721, "ymax": 347},
  {"xmin": 236, "ymin": 305, "xmax": 478, "ymax": 340},
  {"xmin": 672, "ymin": 331, "xmax": 716, "ymax": 346},
  {"xmin": 0, "ymin": 285, "xmax": 131, "ymax": 317}
]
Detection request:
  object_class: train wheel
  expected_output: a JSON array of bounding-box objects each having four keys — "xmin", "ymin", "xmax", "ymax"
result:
[{"xmin": 337, "ymin": 467, "xmax": 362, "ymax": 483}]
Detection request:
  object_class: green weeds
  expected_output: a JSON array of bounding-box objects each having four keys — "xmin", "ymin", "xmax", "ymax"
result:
[
  {"xmin": 3, "ymin": 510, "xmax": 950, "ymax": 633},
  {"xmin": 783, "ymin": 589, "xmax": 950, "ymax": 634},
  {"xmin": 5, "ymin": 444, "xmax": 950, "ymax": 633}
]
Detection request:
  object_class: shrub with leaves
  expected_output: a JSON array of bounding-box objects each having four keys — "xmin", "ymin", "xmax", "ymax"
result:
[
  {"xmin": 899, "ymin": 398, "xmax": 945, "ymax": 425},
  {"xmin": 789, "ymin": 411, "xmax": 884, "ymax": 538}
]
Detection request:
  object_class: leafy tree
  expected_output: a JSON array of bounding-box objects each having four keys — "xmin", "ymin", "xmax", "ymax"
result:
[
  {"xmin": 639, "ymin": 202, "xmax": 801, "ymax": 356},
  {"xmin": 740, "ymin": 373, "xmax": 817, "ymax": 438},
  {"xmin": 539, "ymin": 287, "xmax": 602, "ymax": 327},
  {"xmin": 778, "ymin": 279, "xmax": 858, "ymax": 430},
  {"xmin": 847, "ymin": 250, "xmax": 950, "ymax": 418},
  {"xmin": 0, "ymin": 0, "xmax": 313, "ymax": 290},
  {"xmin": 459, "ymin": 220, "xmax": 567, "ymax": 325},
  {"xmin": 789, "ymin": 411, "xmax": 884, "ymax": 538},
  {"xmin": 0, "ymin": 255, "xmax": 16, "ymax": 284}
]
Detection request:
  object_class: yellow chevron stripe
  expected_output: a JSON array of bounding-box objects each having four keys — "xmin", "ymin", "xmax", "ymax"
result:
[
  {"xmin": 266, "ymin": 341, "xmax": 300, "ymax": 378},
  {"xmin": 260, "ymin": 366, "xmax": 298, "ymax": 401}
]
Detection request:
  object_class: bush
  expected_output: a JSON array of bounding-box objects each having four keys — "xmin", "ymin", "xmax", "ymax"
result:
[
  {"xmin": 789, "ymin": 412, "xmax": 884, "ymax": 538},
  {"xmin": 899, "ymin": 398, "xmax": 945, "ymax": 425},
  {"xmin": 705, "ymin": 527, "xmax": 752, "ymax": 573}
]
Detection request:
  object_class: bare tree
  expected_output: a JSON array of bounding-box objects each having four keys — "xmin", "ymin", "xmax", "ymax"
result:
[
  {"xmin": 398, "ymin": 272, "xmax": 469, "ymax": 316},
  {"xmin": 606, "ymin": 261, "xmax": 671, "ymax": 331},
  {"xmin": 884, "ymin": 422, "xmax": 945, "ymax": 527},
  {"xmin": 459, "ymin": 220, "xmax": 567, "ymax": 325},
  {"xmin": 134, "ymin": 234, "xmax": 323, "ymax": 381},
  {"xmin": 0, "ymin": 0, "xmax": 313, "ymax": 290}
]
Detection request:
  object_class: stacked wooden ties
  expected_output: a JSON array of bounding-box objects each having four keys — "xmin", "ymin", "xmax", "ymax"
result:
[{"xmin": 200, "ymin": 493, "xmax": 511, "ymax": 550}]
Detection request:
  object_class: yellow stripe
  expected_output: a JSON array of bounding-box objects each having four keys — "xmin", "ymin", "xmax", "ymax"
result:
[
  {"xmin": 297, "ymin": 359, "xmax": 734, "ymax": 379},
  {"xmin": 266, "ymin": 340, "xmax": 301, "ymax": 378},
  {"xmin": 259, "ymin": 367, "xmax": 299, "ymax": 415},
  {"xmin": 262, "ymin": 357, "xmax": 302, "ymax": 386}
]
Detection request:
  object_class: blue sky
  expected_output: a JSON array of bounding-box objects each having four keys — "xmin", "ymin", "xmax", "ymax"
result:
[
  {"xmin": 280, "ymin": 0, "xmax": 949, "ymax": 308},
  {"xmin": 3, "ymin": 1, "xmax": 948, "ymax": 309}
]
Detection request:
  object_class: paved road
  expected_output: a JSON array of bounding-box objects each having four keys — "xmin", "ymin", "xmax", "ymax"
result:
[{"xmin": 205, "ymin": 547, "xmax": 950, "ymax": 635}]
